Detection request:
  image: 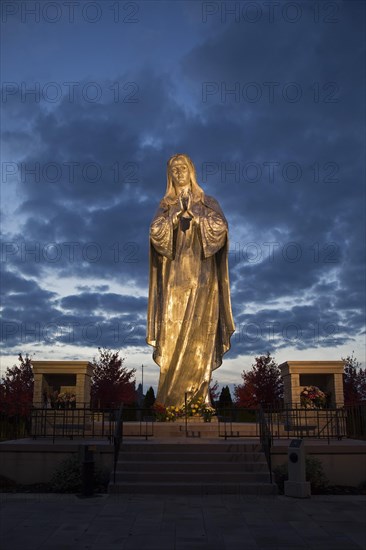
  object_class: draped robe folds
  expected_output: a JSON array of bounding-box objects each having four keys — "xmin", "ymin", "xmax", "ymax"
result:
[{"xmin": 146, "ymin": 194, "xmax": 235, "ymax": 408}]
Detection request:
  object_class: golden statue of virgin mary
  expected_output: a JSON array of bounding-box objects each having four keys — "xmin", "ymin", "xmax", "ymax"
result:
[{"xmin": 146, "ymin": 154, "xmax": 235, "ymax": 407}]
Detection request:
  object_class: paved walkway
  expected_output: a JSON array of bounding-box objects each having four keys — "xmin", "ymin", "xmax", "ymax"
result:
[{"xmin": 0, "ymin": 492, "xmax": 365, "ymax": 549}]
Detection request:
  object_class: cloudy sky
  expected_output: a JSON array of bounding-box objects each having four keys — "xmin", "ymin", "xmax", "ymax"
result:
[{"xmin": 1, "ymin": 0, "xmax": 365, "ymax": 392}]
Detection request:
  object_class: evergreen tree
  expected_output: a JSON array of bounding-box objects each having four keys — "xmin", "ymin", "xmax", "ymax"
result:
[
  {"xmin": 218, "ymin": 385, "xmax": 233, "ymax": 409},
  {"xmin": 343, "ymin": 353, "xmax": 366, "ymax": 405},
  {"xmin": 234, "ymin": 352, "xmax": 283, "ymax": 409},
  {"xmin": 143, "ymin": 386, "xmax": 156, "ymax": 410},
  {"xmin": 91, "ymin": 348, "xmax": 136, "ymax": 408}
]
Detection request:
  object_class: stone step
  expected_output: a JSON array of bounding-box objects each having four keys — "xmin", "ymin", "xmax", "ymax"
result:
[
  {"xmin": 116, "ymin": 461, "xmax": 268, "ymax": 473},
  {"xmin": 108, "ymin": 481, "xmax": 278, "ymax": 495},
  {"xmin": 113, "ymin": 471, "xmax": 271, "ymax": 483},
  {"xmin": 109, "ymin": 441, "xmax": 274, "ymax": 495},
  {"xmin": 118, "ymin": 443, "xmax": 262, "ymax": 453},
  {"xmin": 118, "ymin": 451, "xmax": 264, "ymax": 462}
]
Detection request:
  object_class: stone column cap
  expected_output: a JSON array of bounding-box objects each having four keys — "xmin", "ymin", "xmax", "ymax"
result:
[
  {"xmin": 32, "ymin": 360, "xmax": 94, "ymax": 376},
  {"xmin": 279, "ymin": 360, "xmax": 345, "ymax": 375}
]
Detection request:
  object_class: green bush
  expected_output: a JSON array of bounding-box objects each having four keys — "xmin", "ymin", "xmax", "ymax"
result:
[
  {"xmin": 50, "ymin": 454, "xmax": 109, "ymax": 493},
  {"xmin": 143, "ymin": 387, "xmax": 156, "ymax": 410},
  {"xmin": 50, "ymin": 455, "xmax": 81, "ymax": 493},
  {"xmin": 274, "ymin": 455, "xmax": 328, "ymax": 493},
  {"xmin": 305, "ymin": 455, "xmax": 329, "ymax": 488}
]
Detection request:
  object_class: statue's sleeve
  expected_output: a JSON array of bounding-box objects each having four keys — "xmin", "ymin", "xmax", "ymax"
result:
[
  {"xmin": 200, "ymin": 199, "xmax": 228, "ymax": 258},
  {"xmin": 150, "ymin": 202, "xmax": 174, "ymax": 259}
]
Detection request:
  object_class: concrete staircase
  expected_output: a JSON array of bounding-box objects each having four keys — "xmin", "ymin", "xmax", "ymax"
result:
[{"xmin": 109, "ymin": 442, "xmax": 278, "ymax": 495}]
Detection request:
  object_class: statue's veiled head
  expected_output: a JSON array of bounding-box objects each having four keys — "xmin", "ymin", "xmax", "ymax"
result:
[{"xmin": 164, "ymin": 154, "xmax": 204, "ymax": 203}]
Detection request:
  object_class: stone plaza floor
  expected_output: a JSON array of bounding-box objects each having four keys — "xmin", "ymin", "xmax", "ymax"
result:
[{"xmin": 0, "ymin": 492, "xmax": 365, "ymax": 549}]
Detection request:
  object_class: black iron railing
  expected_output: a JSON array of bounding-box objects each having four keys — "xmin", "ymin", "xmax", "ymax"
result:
[
  {"xmin": 265, "ymin": 406, "xmax": 347, "ymax": 442},
  {"xmin": 113, "ymin": 403, "xmax": 124, "ymax": 483},
  {"xmin": 217, "ymin": 407, "xmax": 258, "ymax": 439},
  {"xmin": 31, "ymin": 406, "xmax": 114, "ymax": 442},
  {"xmin": 1, "ymin": 403, "xmax": 365, "ymax": 443},
  {"xmin": 258, "ymin": 407, "xmax": 272, "ymax": 483},
  {"xmin": 344, "ymin": 403, "xmax": 366, "ymax": 439}
]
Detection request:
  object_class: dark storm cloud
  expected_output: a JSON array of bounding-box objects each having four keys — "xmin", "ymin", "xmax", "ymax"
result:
[
  {"xmin": 0, "ymin": 268, "xmax": 146, "ymax": 351},
  {"xmin": 1, "ymin": 1, "xmax": 364, "ymax": 359},
  {"xmin": 60, "ymin": 292, "xmax": 147, "ymax": 315},
  {"xmin": 230, "ymin": 245, "xmax": 343, "ymax": 308},
  {"xmin": 1, "ymin": 268, "xmax": 59, "ymax": 348},
  {"xmin": 0, "ymin": 269, "xmax": 57, "ymax": 316},
  {"xmin": 228, "ymin": 302, "xmax": 352, "ymax": 360}
]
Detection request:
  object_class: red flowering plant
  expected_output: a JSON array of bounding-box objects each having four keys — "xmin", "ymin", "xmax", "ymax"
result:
[
  {"xmin": 152, "ymin": 402, "xmax": 185, "ymax": 422},
  {"xmin": 0, "ymin": 354, "xmax": 33, "ymax": 417},
  {"xmin": 300, "ymin": 386, "xmax": 327, "ymax": 409},
  {"xmin": 152, "ymin": 402, "xmax": 166, "ymax": 421}
]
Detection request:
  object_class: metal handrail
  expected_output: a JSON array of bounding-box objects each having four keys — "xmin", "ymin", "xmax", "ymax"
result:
[
  {"xmin": 113, "ymin": 403, "xmax": 124, "ymax": 483},
  {"xmin": 317, "ymin": 408, "xmax": 344, "ymax": 441},
  {"xmin": 258, "ymin": 406, "xmax": 272, "ymax": 483}
]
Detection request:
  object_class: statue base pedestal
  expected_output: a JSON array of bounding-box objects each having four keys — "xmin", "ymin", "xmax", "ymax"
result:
[
  {"xmin": 121, "ymin": 420, "xmax": 258, "ymax": 439},
  {"xmin": 185, "ymin": 416, "xmax": 218, "ymax": 423}
]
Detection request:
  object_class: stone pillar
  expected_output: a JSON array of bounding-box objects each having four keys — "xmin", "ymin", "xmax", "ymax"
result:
[
  {"xmin": 33, "ymin": 373, "xmax": 43, "ymax": 405},
  {"xmin": 331, "ymin": 371, "xmax": 346, "ymax": 408},
  {"xmin": 280, "ymin": 365, "xmax": 301, "ymax": 406},
  {"xmin": 76, "ymin": 368, "xmax": 93, "ymax": 405}
]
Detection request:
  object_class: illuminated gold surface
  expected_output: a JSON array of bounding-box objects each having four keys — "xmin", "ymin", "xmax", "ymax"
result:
[{"xmin": 147, "ymin": 154, "xmax": 235, "ymax": 407}]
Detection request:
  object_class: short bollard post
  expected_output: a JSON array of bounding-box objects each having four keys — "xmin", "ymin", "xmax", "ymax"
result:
[
  {"xmin": 79, "ymin": 445, "xmax": 95, "ymax": 497},
  {"xmin": 284, "ymin": 439, "xmax": 311, "ymax": 498}
]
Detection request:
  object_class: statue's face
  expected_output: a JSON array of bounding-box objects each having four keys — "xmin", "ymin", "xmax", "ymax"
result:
[{"xmin": 170, "ymin": 159, "xmax": 190, "ymax": 190}]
